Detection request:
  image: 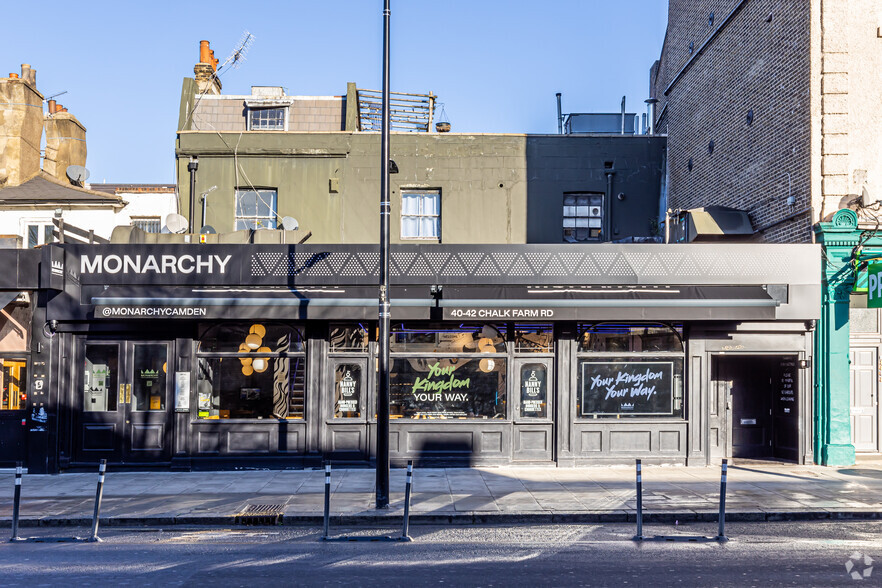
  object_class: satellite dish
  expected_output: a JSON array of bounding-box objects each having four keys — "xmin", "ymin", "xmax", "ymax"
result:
[
  {"xmin": 281, "ymin": 216, "xmax": 299, "ymax": 231},
  {"xmin": 165, "ymin": 213, "xmax": 188, "ymax": 234},
  {"xmin": 66, "ymin": 165, "xmax": 90, "ymax": 185},
  {"xmin": 200, "ymin": 225, "xmax": 216, "ymax": 235}
]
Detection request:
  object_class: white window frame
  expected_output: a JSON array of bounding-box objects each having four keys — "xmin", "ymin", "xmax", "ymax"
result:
[
  {"xmin": 21, "ymin": 219, "xmax": 54, "ymax": 248},
  {"xmin": 235, "ymin": 188, "xmax": 278, "ymax": 230},
  {"xmin": 247, "ymin": 107, "xmax": 288, "ymax": 131},
  {"xmin": 400, "ymin": 189, "xmax": 440, "ymax": 241},
  {"xmin": 563, "ymin": 192, "xmax": 604, "ymax": 242}
]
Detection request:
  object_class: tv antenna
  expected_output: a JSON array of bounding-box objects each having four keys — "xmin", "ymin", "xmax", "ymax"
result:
[
  {"xmin": 219, "ymin": 31, "xmax": 255, "ymax": 71},
  {"xmin": 44, "ymin": 90, "xmax": 68, "ymax": 102}
]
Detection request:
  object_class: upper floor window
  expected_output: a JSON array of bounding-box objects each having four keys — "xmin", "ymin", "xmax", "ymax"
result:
[
  {"xmin": 563, "ymin": 193, "xmax": 603, "ymax": 242},
  {"xmin": 248, "ymin": 107, "xmax": 287, "ymax": 131},
  {"xmin": 26, "ymin": 223, "xmax": 53, "ymax": 248},
  {"xmin": 235, "ymin": 188, "xmax": 278, "ymax": 230},
  {"xmin": 401, "ymin": 189, "xmax": 440, "ymax": 240}
]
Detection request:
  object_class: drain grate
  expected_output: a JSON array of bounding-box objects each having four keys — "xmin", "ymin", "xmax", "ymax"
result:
[{"xmin": 235, "ymin": 503, "xmax": 285, "ymax": 526}]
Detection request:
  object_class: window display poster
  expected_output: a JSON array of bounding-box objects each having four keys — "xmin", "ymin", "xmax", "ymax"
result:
[
  {"xmin": 580, "ymin": 361, "xmax": 673, "ymax": 416},
  {"xmin": 390, "ymin": 357, "xmax": 507, "ymax": 419},
  {"xmin": 520, "ymin": 363, "xmax": 547, "ymax": 418},
  {"xmin": 335, "ymin": 364, "xmax": 361, "ymax": 418}
]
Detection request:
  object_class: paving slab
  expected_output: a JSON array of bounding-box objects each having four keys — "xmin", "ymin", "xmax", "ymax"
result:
[{"xmin": 1, "ymin": 462, "xmax": 881, "ymax": 527}]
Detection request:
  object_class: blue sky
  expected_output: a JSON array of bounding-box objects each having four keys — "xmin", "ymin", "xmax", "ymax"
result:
[{"xmin": 4, "ymin": 1, "xmax": 667, "ymax": 183}]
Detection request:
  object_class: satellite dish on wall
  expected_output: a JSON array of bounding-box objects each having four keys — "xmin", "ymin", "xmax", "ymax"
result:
[
  {"xmin": 281, "ymin": 216, "xmax": 299, "ymax": 231},
  {"xmin": 165, "ymin": 213, "xmax": 188, "ymax": 234},
  {"xmin": 200, "ymin": 225, "xmax": 216, "ymax": 234},
  {"xmin": 66, "ymin": 165, "xmax": 90, "ymax": 185}
]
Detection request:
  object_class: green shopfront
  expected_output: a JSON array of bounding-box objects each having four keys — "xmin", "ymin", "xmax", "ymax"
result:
[
  {"xmin": 815, "ymin": 209, "xmax": 882, "ymax": 465},
  {"xmin": 32, "ymin": 242, "xmax": 821, "ymax": 471}
]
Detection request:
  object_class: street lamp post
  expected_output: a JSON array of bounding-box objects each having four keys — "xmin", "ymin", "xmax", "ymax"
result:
[{"xmin": 376, "ymin": 0, "xmax": 392, "ymax": 509}]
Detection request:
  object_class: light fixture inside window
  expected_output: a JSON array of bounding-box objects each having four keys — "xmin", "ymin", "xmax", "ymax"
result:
[{"xmin": 245, "ymin": 333, "xmax": 262, "ymax": 349}]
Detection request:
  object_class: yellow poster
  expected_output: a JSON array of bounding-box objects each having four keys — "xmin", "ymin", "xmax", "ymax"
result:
[{"xmin": 150, "ymin": 395, "xmax": 161, "ymax": 410}]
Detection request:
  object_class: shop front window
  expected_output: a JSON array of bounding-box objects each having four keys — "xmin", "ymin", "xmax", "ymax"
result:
[
  {"xmin": 390, "ymin": 357, "xmax": 506, "ymax": 419},
  {"xmin": 391, "ymin": 323, "xmax": 506, "ymax": 353},
  {"xmin": 0, "ymin": 357, "xmax": 28, "ymax": 410},
  {"xmin": 334, "ymin": 364, "xmax": 361, "ymax": 418},
  {"xmin": 196, "ymin": 323, "xmax": 306, "ymax": 419},
  {"xmin": 330, "ymin": 324, "xmax": 369, "ymax": 352},
  {"xmin": 514, "ymin": 324, "xmax": 553, "ymax": 353},
  {"xmin": 389, "ymin": 323, "xmax": 507, "ymax": 419},
  {"xmin": 576, "ymin": 323, "xmax": 684, "ymax": 419}
]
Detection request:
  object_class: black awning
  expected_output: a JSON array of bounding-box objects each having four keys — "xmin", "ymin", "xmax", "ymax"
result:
[
  {"xmin": 89, "ymin": 286, "xmax": 432, "ymax": 320},
  {"xmin": 438, "ymin": 285, "xmax": 781, "ymax": 321}
]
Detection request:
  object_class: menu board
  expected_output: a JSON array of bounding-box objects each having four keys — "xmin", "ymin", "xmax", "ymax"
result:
[
  {"xmin": 776, "ymin": 358, "xmax": 797, "ymax": 416},
  {"xmin": 334, "ymin": 364, "xmax": 361, "ymax": 418},
  {"xmin": 580, "ymin": 361, "xmax": 673, "ymax": 416},
  {"xmin": 520, "ymin": 364, "xmax": 547, "ymax": 418}
]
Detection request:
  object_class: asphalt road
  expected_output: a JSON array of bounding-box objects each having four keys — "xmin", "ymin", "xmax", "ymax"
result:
[{"xmin": 0, "ymin": 521, "xmax": 879, "ymax": 586}]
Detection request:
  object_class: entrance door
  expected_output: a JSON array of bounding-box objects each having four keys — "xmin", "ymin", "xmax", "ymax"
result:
[
  {"xmin": 76, "ymin": 341, "xmax": 172, "ymax": 464},
  {"xmin": 713, "ymin": 355, "xmax": 799, "ymax": 461},
  {"xmin": 324, "ymin": 358, "xmax": 369, "ymax": 460},
  {"xmin": 850, "ymin": 348, "xmax": 879, "ymax": 452},
  {"xmin": 513, "ymin": 358, "xmax": 553, "ymax": 461}
]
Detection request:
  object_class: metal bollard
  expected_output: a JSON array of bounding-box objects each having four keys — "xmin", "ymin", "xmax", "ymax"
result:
[
  {"xmin": 88, "ymin": 459, "xmax": 107, "ymax": 543},
  {"xmin": 400, "ymin": 460, "xmax": 413, "ymax": 541},
  {"xmin": 717, "ymin": 459, "xmax": 728, "ymax": 542},
  {"xmin": 10, "ymin": 462, "xmax": 22, "ymax": 542},
  {"xmin": 634, "ymin": 459, "xmax": 643, "ymax": 540},
  {"xmin": 322, "ymin": 463, "xmax": 331, "ymax": 539}
]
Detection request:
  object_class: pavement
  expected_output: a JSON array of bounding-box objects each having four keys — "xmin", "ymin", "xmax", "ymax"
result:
[{"xmin": 2, "ymin": 458, "xmax": 882, "ymax": 529}]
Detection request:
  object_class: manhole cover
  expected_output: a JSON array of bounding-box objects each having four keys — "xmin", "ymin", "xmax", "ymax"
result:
[{"xmin": 235, "ymin": 503, "xmax": 285, "ymax": 526}]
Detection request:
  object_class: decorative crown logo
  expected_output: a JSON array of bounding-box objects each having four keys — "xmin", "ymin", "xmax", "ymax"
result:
[
  {"xmin": 622, "ymin": 403, "xmax": 635, "ymax": 409},
  {"xmin": 51, "ymin": 260, "xmax": 64, "ymax": 275}
]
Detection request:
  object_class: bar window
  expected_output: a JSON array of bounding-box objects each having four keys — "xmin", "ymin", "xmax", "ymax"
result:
[
  {"xmin": 334, "ymin": 364, "xmax": 361, "ymax": 418},
  {"xmin": 330, "ymin": 324, "xmax": 369, "ymax": 352},
  {"xmin": 514, "ymin": 324, "xmax": 553, "ymax": 353},
  {"xmin": 519, "ymin": 363, "xmax": 547, "ymax": 418},
  {"xmin": 0, "ymin": 358, "xmax": 28, "ymax": 410},
  {"xmin": 390, "ymin": 357, "xmax": 507, "ymax": 419},
  {"xmin": 576, "ymin": 323, "xmax": 684, "ymax": 419},
  {"xmin": 197, "ymin": 323, "xmax": 306, "ymax": 419},
  {"xmin": 391, "ymin": 323, "xmax": 506, "ymax": 353}
]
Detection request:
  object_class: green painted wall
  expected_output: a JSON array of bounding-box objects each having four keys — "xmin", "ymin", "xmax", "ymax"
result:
[
  {"xmin": 175, "ymin": 131, "xmax": 665, "ymax": 244},
  {"xmin": 814, "ymin": 208, "xmax": 859, "ymax": 466}
]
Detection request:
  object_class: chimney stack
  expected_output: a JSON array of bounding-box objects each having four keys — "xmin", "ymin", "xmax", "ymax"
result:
[
  {"xmin": 43, "ymin": 104, "xmax": 87, "ymax": 182},
  {"xmin": 0, "ymin": 64, "xmax": 44, "ymax": 187},
  {"xmin": 194, "ymin": 40, "xmax": 222, "ymax": 95}
]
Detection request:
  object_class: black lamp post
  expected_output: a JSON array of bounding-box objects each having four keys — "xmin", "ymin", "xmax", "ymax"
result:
[{"xmin": 376, "ymin": 0, "xmax": 392, "ymax": 509}]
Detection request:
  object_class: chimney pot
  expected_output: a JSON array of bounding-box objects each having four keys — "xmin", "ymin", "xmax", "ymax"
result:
[
  {"xmin": 60, "ymin": 107, "xmax": 68, "ymax": 113},
  {"xmin": 199, "ymin": 40, "xmax": 211, "ymax": 64},
  {"xmin": 9, "ymin": 73, "xmax": 18, "ymax": 79},
  {"xmin": 48, "ymin": 100, "xmax": 56, "ymax": 113}
]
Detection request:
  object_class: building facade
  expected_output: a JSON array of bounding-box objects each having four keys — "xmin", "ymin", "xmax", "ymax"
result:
[
  {"xmin": 12, "ymin": 241, "xmax": 818, "ymax": 472},
  {"xmin": 652, "ymin": 0, "xmax": 882, "ymax": 463}
]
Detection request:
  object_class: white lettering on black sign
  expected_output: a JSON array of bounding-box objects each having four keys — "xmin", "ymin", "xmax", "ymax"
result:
[{"xmin": 81, "ymin": 254, "xmax": 232, "ymax": 275}]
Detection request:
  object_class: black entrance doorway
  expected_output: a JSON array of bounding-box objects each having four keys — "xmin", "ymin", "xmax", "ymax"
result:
[
  {"xmin": 713, "ymin": 355, "xmax": 799, "ymax": 461},
  {"xmin": 73, "ymin": 340, "xmax": 173, "ymax": 465}
]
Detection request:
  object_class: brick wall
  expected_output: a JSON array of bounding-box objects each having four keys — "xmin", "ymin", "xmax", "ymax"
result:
[{"xmin": 654, "ymin": 0, "xmax": 813, "ymax": 243}]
